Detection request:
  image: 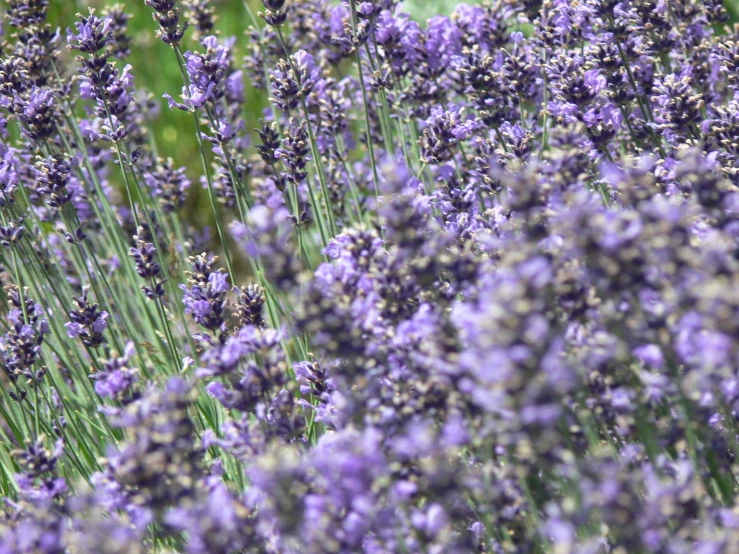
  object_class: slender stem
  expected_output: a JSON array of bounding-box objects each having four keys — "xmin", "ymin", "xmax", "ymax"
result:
[
  {"xmin": 540, "ymin": 51, "xmax": 549, "ymax": 153},
  {"xmin": 172, "ymin": 44, "xmax": 235, "ymax": 278},
  {"xmin": 348, "ymin": 1, "xmax": 381, "ymax": 201},
  {"xmin": 274, "ymin": 26, "xmax": 338, "ymax": 238}
]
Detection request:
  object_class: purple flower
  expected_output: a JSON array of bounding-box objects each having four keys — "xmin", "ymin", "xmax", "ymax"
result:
[
  {"xmin": 0, "ymin": 147, "xmax": 20, "ymax": 206},
  {"xmin": 180, "ymin": 254, "xmax": 230, "ymax": 335},
  {"xmin": 144, "ymin": 158, "xmax": 191, "ymax": 213},
  {"xmin": 91, "ymin": 341, "xmax": 138, "ymax": 399},
  {"xmin": 164, "ymin": 83, "xmax": 215, "ymax": 112},
  {"xmin": 269, "ymin": 50, "xmax": 322, "ymax": 113},
  {"xmin": 633, "ymin": 344, "xmax": 664, "ymax": 369},
  {"xmin": 12, "ymin": 87, "xmax": 57, "ymax": 142},
  {"xmin": 66, "ymin": 12, "xmax": 111, "ymax": 54},
  {"xmin": 419, "ymin": 104, "xmax": 479, "ymax": 164}
]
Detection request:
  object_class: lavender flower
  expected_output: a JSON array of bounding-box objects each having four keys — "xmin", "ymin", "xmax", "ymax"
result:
[
  {"xmin": 32, "ymin": 153, "xmax": 74, "ymax": 209},
  {"xmin": 164, "ymin": 483, "xmax": 261, "ymax": 553},
  {"xmin": 241, "ymin": 203, "xmax": 302, "ymax": 292},
  {"xmin": 269, "ymin": 50, "xmax": 322, "ymax": 113},
  {"xmin": 129, "ymin": 228, "xmax": 165, "ymax": 299},
  {"xmin": 180, "ymin": 254, "xmax": 229, "ymax": 340},
  {"xmin": 103, "ymin": 4, "xmax": 133, "ymax": 59},
  {"xmin": 65, "ymin": 286, "xmax": 108, "ymax": 348},
  {"xmin": 144, "ymin": 158, "xmax": 191, "ymax": 213},
  {"xmin": 165, "ymin": 36, "xmax": 230, "ymax": 112},
  {"xmin": 419, "ymin": 104, "xmax": 479, "ymax": 164},
  {"xmin": 1, "ymin": 286, "xmax": 49, "ymax": 383},
  {"xmin": 5, "ymin": 0, "xmax": 50, "ymax": 30},
  {"xmin": 183, "ymin": 0, "xmax": 217, "ymax": 42},
  {"xmin": 11, "ymin": 87, "xmax": 57, "ymax": 141},
  {"xmin": 652, "ymin": 71, "xmax": 705, "ymax": 144},
  {"xmin": 233, "ymin": 283, "xmax": 267, "ymax": 329},
  {"xmin": 145, "ymin": 0, "xmax": 188, "ymax": 45},
  {"xmin": 259, "ymin": 0, "xmax": 288, "ymax": 27},
  {"xmin": 0, "ymin": 146, "xmax": 20, "ymax": 207},
  {"xmin": 102, "ymin": 377, "xmax": 203, "ymax": 515},
  {"xmin": 66, "ymin": 11, "xmax": 111, "ymax": 55},
  {"xmin": 3, "ymin": 2, "xmax": 739, "ymax": 553},
  {"xmin": 11, "ymin": 436, "xmax": 67, "ymax": 503},
  {"xmin": 277, "ymin": 117, "xmax": 310, "ymax": 187},
  {"xmin": 91, "ymin": 341, "xmax": 138, "ymax": 400}
]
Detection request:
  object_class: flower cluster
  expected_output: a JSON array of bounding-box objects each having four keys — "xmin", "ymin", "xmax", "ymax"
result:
[
  {"xmin": 2, "ymin": 0, "xmax": 739, "ymax": 552},
  {"xmin": 65, "ymin": 285, "xmax": 109, "ymax": 348}
]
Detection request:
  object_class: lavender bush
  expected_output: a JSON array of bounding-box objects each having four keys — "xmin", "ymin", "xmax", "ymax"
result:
[{"xmin": 1, "ymin": 0, "xmax": 739, "ymax": 551}]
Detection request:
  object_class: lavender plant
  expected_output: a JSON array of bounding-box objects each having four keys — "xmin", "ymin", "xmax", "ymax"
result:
[{"xmin": 2, "ymin": 0, "xmax": 739, "ymax": 552}]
